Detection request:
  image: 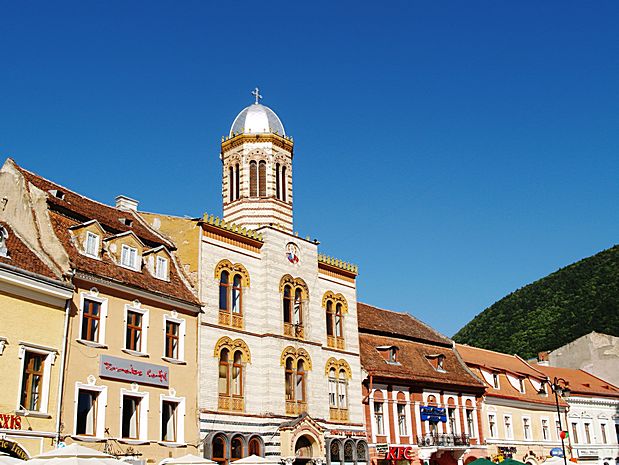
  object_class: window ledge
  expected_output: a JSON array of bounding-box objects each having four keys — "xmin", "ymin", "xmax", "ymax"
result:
[
  {"xmin": 71, "ymin": 435, "xmax": 105, "ymax": 442},
  {"xmin": 118, "ymin": 439, "xmax": 150, "ymax": 445},
  {"xmin": 121, "ymin": 348, "xmax": 149, "ymax": 358},
  {"xmin": 157, "ymin": 441, "xmax": 187, "ymax": 448},
  {"xmin": 162, "ymin": 357, "xmax": 186, "ymax": 365},
  {"xmin": 76, "ymin": 339, "xmax": 108, "ymax": 349},
  {"xmin": 15, "ymin": 410, "xmax": 51, "ymax": 419}
]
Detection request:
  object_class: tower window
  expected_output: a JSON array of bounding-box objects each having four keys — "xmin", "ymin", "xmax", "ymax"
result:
[
  {"xmin": 258, "ymin": 161, "xmax": 266, "ymax": 197},
  {"xmin": 275, "ymin": 163, "xmax": 281, "ymax": 199},
  {"xmin": 282, "ymin": 166, "xmax": 287, "ymax": 202},
  {"xmin": 249, "ymin": 161, "xmax": 257, "ymax": 198},
  {"xmin": 235, "ymin": 164, "xmax": 240, "ymax": 200},
  {"xmin": 229, "ymin": 167, "xmax": 234, "ymax": 202}
]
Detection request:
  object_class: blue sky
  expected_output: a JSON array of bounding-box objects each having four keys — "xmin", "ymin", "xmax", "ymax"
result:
[{"xmin": 2, "ymin": 1, "xmax": 618, "ymax": 336}]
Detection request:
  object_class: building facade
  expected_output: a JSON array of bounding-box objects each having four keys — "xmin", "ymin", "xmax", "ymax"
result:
[
  {"xmin": 457, "ymin": 345, "xmax": 567, "ymax": 465},
  {"xmin": 143, "ymin": 96, "xmax": 368, "ymax": 465},
  {"xmin": 533, "ymin": 365, "xmax": 619, "ymax": 465},
  {"xmin": 358, "ymin": 303, "xmax": 487, "ymax": 465},
  {"xmin": 0, "ymin": 221, "xmax": 73, "ymax": 458},
  {"xmin": 0, "ymin": 159, "xmax": 203, "ymax": 464}
]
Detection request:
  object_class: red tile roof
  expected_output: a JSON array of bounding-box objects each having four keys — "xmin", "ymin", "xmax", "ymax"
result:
[
  {"xmin": 357, "ymin": 302, "xmax": 452, "ymax": 346},
  {"xmin": 533, "ymin": 365, "xmax": 619, "ymax": 399},
  {"xmin": 0, "ymin": 222, "xmax": 59, "ymax": 280},
  {"xmin": 456, "ymin": 344, "xmax": 544, "ymax": 378}
]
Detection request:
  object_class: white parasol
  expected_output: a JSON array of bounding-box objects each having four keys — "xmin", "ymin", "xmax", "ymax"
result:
[
  {"xmin": 27, "ymin": 444, "xmax": 126, "ymax": 465},
  {"xmin": 0, "ymin": 452, "xmax": 24, "ymax": 465},
  {"xmin": 160, "ymin": 455, "xmax": 217, "ymax": 465}
]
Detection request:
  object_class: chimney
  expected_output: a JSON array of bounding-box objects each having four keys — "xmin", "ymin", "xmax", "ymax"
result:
[{"xmin": 115, "ymin": 195, "xmax": 139, "ymax": 211}]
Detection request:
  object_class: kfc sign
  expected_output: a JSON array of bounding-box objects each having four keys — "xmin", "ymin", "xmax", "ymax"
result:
[{"xmin": 386, "ymin": 446, "xmax": 417, "ymax": 461}]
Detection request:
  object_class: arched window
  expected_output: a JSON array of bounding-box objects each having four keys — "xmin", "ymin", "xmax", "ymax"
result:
[
  {"xmin": 296, "ymin": 359, "xmax": 306, "ymax": 402},
  {"xmin": 323, "ymin": 292, "xmax": 347, "ymax": 349},
  {"xmin": 215, "ymin": 261, "xmax": 249, "ymax": 329},
  {"xmin": 249, "ymin": 161, "xmax": 257, "ymax": 198},
  {"xmin": 330, "ymin": 440, "xmax": 342, "ymax": 465},
  {"xmin": 248, "ymin": 437, "xmax": 262, "ymax": 457},
  {"xmin": 231, "ymin": 436, "xmax": 243, "ymax": 462},
  {"xmin": 275, "ymin": 163, "xmax": 281, "ymax": 199},
  {"xmin": 281, "ymin": 277, "xmax": 307, "ymax": 339},
  {"xmin": 219, "ymin": 271, "xmax": 229, "ymax": 312},
  {"xmin": 235, "ymin": 164, "xmax": 240, "ymax": 200},
  {"xmin": 228, "ymin": 167, "xmax": 234, "ymax": 202},
  {"xmin": 218, "ymin": 348, "xmax": 229, "ymax": 395},
  {"xmin": 282, "ymin": 347, "xmax": 311, "ymax": 415},
  {"xmin": 344, "ymin": 440, "xmax": 354, "ymax": 465},
  {"xmin": 338, "ymin": 368, "xmax": 348, "ymax": 409},
  {"xmin": 326, "ymin": 358, "xmax": 352, "ymax": 421},
  {"xmin": 285, "ymin": 357, "xmax": 294, "ymax": 402},
  {"xmin": 231, "ymin": 274, "xmax": 242, "ymax": 315},
  {"xmin": 212, "ymin": 434, "xmax": 227, "ymax": 465},
  {"xmin": 328, "ymin": 368, "xmax": 337, "ymax": 408},
  {"xmin": 216, "ymin": 344, "xmax": 247, "ymax": 412},
  {"xmin": 281, "ymin": 166, "xmax": 287, "ymax": 202},
  {"xmin": 258, "ymin": 161, "xmax": 266, "ymax": 197}
]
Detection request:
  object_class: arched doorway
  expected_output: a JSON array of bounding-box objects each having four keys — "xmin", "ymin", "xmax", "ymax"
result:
[{"xmin": 294, "ymin": 434, "xmax": 317, "ymax": 465}]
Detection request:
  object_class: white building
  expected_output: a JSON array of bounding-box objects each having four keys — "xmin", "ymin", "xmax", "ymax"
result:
[
  {"xmin": 142, "ymin": 91, "xmax": 368, "ymax": 465},
  {"xmin": 534, "ymin": 365, "xmax": 619, "ymax": 465}
]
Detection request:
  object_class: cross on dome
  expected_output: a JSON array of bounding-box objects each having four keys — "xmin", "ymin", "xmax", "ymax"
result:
[{"xmin": 251, "ymin": 87, "xmax": 262, "ymax": 104}]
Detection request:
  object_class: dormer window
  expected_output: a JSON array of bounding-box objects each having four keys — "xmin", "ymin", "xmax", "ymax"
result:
[
  {"xmin": 119, "ymin": 218, "xmax": 133, "ymax": 227},
  {"xmin": 377, "ymin": 346, "xmax": 399, "ymax": 364},
  {"xmin": 519, "ymin": 378, "xmax": 526, "ymax": 393},
  {"xmin": 49, "ymin": 189, "xmax": 65, "ymax": 200},
  {"xmin": 155, "ymin": 256, "xmax": 168, "ymax": 280},
  {"xmin": 85, "ymin": 232, "xmax": 100, "ymax": 258},
  {"xmin": 426, "ymin": 354, "xmax": 447, "ymax": 372},
  {"xmin": 492, "ymin": 372, "xmax": 500, "ymax": 389},
  {"xmin": 121, "ymin": 244, "xmax": 139, "ymax": 270}
]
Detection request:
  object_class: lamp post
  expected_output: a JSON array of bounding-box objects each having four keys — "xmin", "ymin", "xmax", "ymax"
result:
[{"xmin": 540, "ymin": 377, "xmax": 571, "ymax": 465}]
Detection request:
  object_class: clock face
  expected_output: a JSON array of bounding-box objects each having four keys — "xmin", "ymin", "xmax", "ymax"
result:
[{"xmin": 286, "ymin": 242, "xmax": 300, "ymax": 264}]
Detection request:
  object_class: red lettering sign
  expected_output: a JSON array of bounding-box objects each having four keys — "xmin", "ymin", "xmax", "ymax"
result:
[
  {"xmin": 0, "ymin": 414, "xmax": 22, "ymax": 430},
  {"xmin": 386, "ymin": 447, "xmax": 416, "ymax": 461}
]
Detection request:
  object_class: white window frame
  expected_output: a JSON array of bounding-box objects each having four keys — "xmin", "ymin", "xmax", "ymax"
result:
[
  {"xmin": 123, "ymin": 304, "xmax": 149, "ymax": 356},
  {"xmin": 85, "ymin": 232, "xmax": 100, "ymax": 258},
  {"xmin": 522, "ymin": 416, "xmax": 532, "ymax": 440},
  {"xmin": 465, "ymin": 406, "xmax": 477, "ymax": 438},
  {"xmin": 488, "ymin": 413, "xmax": 497, "ymax": 438},
  {"xmin": 503, "ymin": 414, "xmax": 514, "ymax": 440},
  {"xmin": 159, "ymin": 394, "xmax": 185, "ymax": 445},
  {"xmin": 492, "ymin": 372, "xmax": 500, "ymax": 389},
  {"xmin": 374, "ymin": 401, "xmax": 385, "ymax": 436},
  {"xmin": 155, "ymin": 256, "xmax": 169, "ymax": 281},
  {"xmin": 396, "ymin": 402, "xmax": 408, "ymax": 437},
  {"xmin": 121, "ymin": 244, "xmax": 140, "ymax": 271},
  {"xmin": 541, "ymin": 416, "xmax": 551, "ymax": 441},
  {"xmin": 119, "ymin": 389, "xmax": 149, "ymax": 442},
  {"xmin": 162, "ymin": 314, "xmax": 185, "ymax": 362},
  {"xmin": 78, "ymin": 292, "xmax": 108, "ymax": 347},
  {"xmin": 599, "ymin": 421, "xmax": 608, "ymax": 444},
  {"xmin": 16, "ymin": 343, "xmax": 57, "ymax": 414},
  {"xmin": 73, "ymin": 382, "xmax": 107, "ymax": 439}
]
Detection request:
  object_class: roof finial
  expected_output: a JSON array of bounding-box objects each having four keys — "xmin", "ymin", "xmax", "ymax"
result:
[{"xmin": 251, "ymin": 87, "xmax": 262, "ymax": 104}]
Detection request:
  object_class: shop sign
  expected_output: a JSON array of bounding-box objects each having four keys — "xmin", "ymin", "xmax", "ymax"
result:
[
  {"xmin": 420, "ymin": 406, "xmax": 446, "ymax": 423},
  {"xmin": 0, "ymin": 439, "xmax": 29, "ymax": 460},
  {"xmin": 550, "ymin": 448, "xmax": 564, "ymax": 458},
  {"xmin": 376, "ymin": 444, "xmax": 389, "ymax": 454},
  {"xmin": 99, "ymin": 355, "xmax": 169, "ymax": 387},
  {"xmin": 330, "ymin": 430, "xmax": 366, "ymax": 437},
  {"xmin": 0, "ymin": 414, "xmax": 22, "ymax": 430},
  {"xmin": 577, "ymin": 449, "xmax": 598, "ymax": 458},
  {"xmin": 386, "ymin": 446, "xmax": 417, "ymax": 460}
]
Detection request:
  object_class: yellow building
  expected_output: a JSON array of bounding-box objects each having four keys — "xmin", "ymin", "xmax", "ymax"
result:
[
  {"xmin": 1, "ymin": 159, "xmax": 203, "ymax": 464},
  {"xmin": 0, "ymin": 221, "xmax": 73, "ymax": 458}
]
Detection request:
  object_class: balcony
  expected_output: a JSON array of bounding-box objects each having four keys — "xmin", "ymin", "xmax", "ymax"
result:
[
  {"xmin": 219, "ymin": 310, "xmax": 244, "ymax": 329},
  {"xmin": 327, "ymin": 335, "xmax": 345, "ymax": 350},
  {"xmin": 417, "ymin": 433, "xmax": 471, "ymax": 448},
  {"xmin": 284, "ymin": 322, "xmax": 304, "ymax": 339},
  {"xmin": 285, "ymin": 400, "xmax": 307, "ymax": 416},
  {"xmin": 218, "ymin": 394, "xmax": 244, "ymax": 412},
  {"xmin": 329, "ymin": 407, "xmax": 349, "ymax": 422}
]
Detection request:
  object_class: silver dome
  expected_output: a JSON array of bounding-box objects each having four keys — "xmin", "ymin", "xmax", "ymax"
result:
[{"xmin": 229, "ymin": 103, "xmax": 286, "ymax": 136}]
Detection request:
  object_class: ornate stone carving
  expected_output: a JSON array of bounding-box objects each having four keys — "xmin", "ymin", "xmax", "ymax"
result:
[
  {"xmin": 279, "ymin": 274, "xmax": 309, "ymax": 295},
  {"xmin": 214, "ymin": 259, "xmax": 250, "ymax": 287},
  {"xmin": 213, "ymin": 336, "xmax": 251, "ymax": 363},
  {"xmin": 280, "ymin": 346, "xmax": 312, "ymax": 370},
  {"xmin": 321, "ymin": 291, "xmax": 348, "ymax": 313},
  {"xmin": 324, "ymin": 357, "xmax": 352, "ymax": 378}
]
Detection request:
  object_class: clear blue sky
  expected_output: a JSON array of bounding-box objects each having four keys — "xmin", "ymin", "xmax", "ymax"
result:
[{"xmin": 2, "ymin": 1, "xmax": 618, "ymax": 336}]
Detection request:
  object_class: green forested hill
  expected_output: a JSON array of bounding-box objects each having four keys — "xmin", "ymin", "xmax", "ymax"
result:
[{"xmin": 453, "ymin": 245, "xmax": 619, "ymax": 359}]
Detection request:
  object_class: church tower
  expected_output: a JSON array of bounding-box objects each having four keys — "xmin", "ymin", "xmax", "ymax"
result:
[{"xmin": 221, "ymin": 88, "xmax": 294, "ymax": 232}]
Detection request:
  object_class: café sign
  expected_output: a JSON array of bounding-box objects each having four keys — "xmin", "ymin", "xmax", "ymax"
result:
[{"xmin": 99, "ymin": 355, "xmax": 169, "ymax": 387}]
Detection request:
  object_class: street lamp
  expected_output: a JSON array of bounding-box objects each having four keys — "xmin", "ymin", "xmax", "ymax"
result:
[{"xmin": 539, "ymin": 377, "xmax": 571, "ymax": 465}]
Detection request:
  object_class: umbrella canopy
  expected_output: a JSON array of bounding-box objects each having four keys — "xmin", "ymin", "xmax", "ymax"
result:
[
  {"xmin": 0, "ymin": 452, "xmax": 24, "ymax": 465},
  {"xmin": 232, "ymin": 456, "xmax": 278, "ymax": 465},
  {"xmin": 541, "ymin": 458, "xmax": 565, "ymax": 465},
  {"xmin": 27, "ymin": 444, "xmax": 126, "ymax": 465},
  {"xmin": 162, "ymin": 455, "xmax": 216, "ymax": 465}
]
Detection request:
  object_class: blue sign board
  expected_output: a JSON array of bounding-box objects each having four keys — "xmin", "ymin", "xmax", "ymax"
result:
[
  {"xmin": 420, "ymin": 406, "xmax": 447, "ymax": 423},
  {"xmin": 550, "ymin": 448, "xmax": 564, "ymax": 458}
]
